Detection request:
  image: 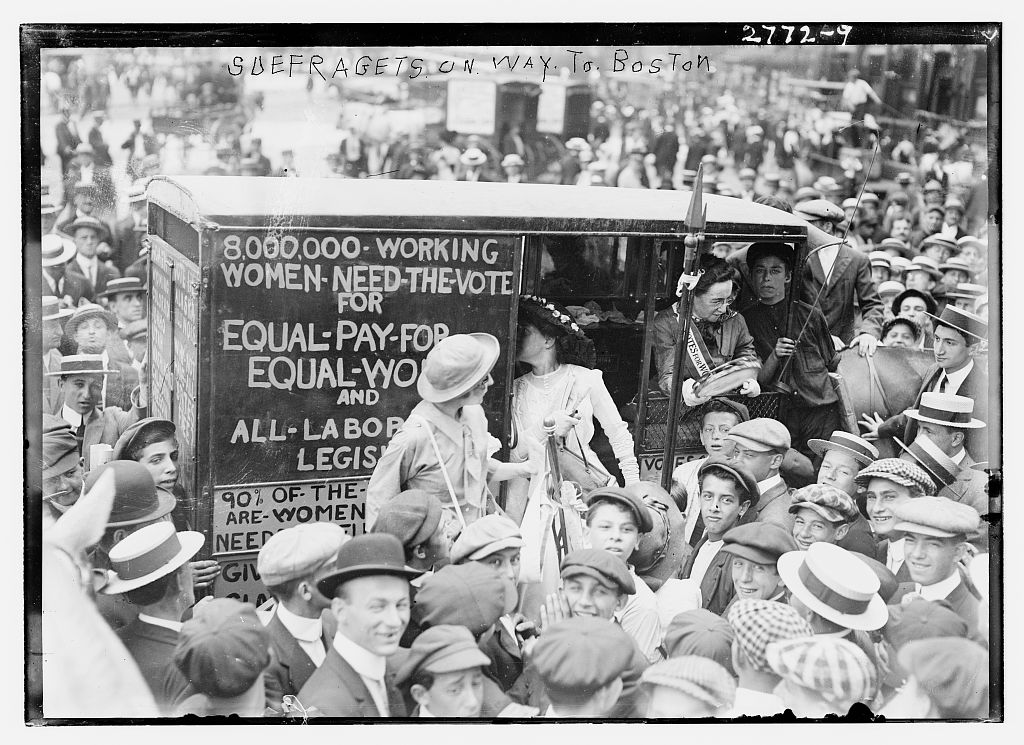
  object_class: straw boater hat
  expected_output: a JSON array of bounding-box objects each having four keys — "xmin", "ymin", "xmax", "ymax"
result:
[
  {"xmin": 65, "ymin": 214, "xmax": 108, "ymax": 237},
  {"xmin": 416, "ymin": 333, "xmax": 500, "ymax": 403},
  {"xmin": 41, "ymin": 233, "xmax": 77, "ymax": 267},
  {"xmin": 101, "ymin": 520, "xmax": 205, "ymax": 595},
  {"xmin": 63, "ymin": 303, "xmax": 118, "ymax": 339},
  {"xmin": 99, "ymin": 276, "xmax": 147, "ymax": 300},
  {"xmin": 938, "ymin": 256, "xmax": 973, "ymax": 279},
  {"xmin": 876, "ymin": 281, "xmax": 905, "ymax": 300},
  {"xmin": 777, "ymin": 541, "xmax": 888, "ymax": 631},
  {"xmin": 42, "ymin": 295, "xmax": 74, "ymax": 321},
  {"xmin": 868, "ymin": 251, "xmax": 892, "ymax": 270},
  {"xmin": 808, "ymin": 431, "xmax": 879, "ymax": 468},
  {"xmin": 944, "ymin": 283, "xmax": 986, "ymax": 302},
  {"xmin": 895, "ymin": 434, "xmax": 959, "ymax": 491},
  {"xmin": 920, "ymin": 234, "xmax": 959, "ymax": 256},
  {"xmin": 44, "ymin": 353, "xmax": 116, "ymax": 377},
  {"xmin": 459, "ymin": 147, "xmax": 488, "ymax": 167},
  {"xmin": 905, "ymin": 256, "xmax": 943, "ymax": 280},
  {"xmin": 925, "ymin": 305, "xmax": 987, "ymax": 343},
  {"xmin": 905, "ymin": 392, "xmax": 985, "ymax": 430},
  {"xmin": 501, "ymin": 153, "xmax": 524, "ymax": 169}
]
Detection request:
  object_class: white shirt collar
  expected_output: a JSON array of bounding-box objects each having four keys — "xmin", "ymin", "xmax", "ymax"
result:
[
  {"xmin": 61, "ymin": 404, "xmax": 84, "ymax": 428},
  {"xmin": 917, "ymin": 570, "xmax": 962, "ymax": 601},
  {"xmin": 951, "ymin": 449, "xmax": 967, "ymax": 466},
  {"xmin": 757, "ymin": 473, "xmax": 785, "ymax": 495},
  {"xmin": 332, "ymin": 630, "xmax": 386, "ymax": 680},
  {"xmin": 138, "ymin": 613, "xmax": 183, "ymax": 632},
  {"xmin": 276, "ymin": 603, "xmax": 323, "ymax": 643},
  {"xmin": 419, "ymin": 707, "xmax": 435, "ymax": 718},
  {"xmin": 941, "ymin": 359, "xmax": 974, "ymax": 395},
  {"xmin": 886, "ymin": 537, "xmax": 906, "ymax": 573}
]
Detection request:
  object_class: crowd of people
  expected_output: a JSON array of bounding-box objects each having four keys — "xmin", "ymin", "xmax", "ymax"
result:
[{"xmin": 35, "ymin": 53, "xmax": 994, "ymax": 721}]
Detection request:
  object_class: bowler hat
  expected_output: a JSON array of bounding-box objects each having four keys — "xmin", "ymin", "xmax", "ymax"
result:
[
  {"xmin": 315, "ymin": 533, "xmax": 420, "ymax": 598},
  {"xmin": 808, "ymin": 431, "xmax": 878, "ymax": 468},
  {"xmin": 416, "ymin": 333, "xmax": 500, "ymax": 403},
  {"xmin": 101, "ymin": 520, "xmax": 205, "ymax": 594},
  {"xmin": 777, "ymin": 542, "xmax": 888, "ymax": 631},
  {"xmin": 905, "ymin": 392, "xmax": 985, "ymax": 429},
  {"xmin": 99, "ymin": 276, "xmax": 147, "ymax": 299},
  {"xmin": 895, "ymin": 434, "xmax": 960, "ymax": 490},
  {"xmin": 853, "ymin": 553, "xmax": 899, "ymax": 603},
  {"xmin": 111, "ymin": 417, "xmax": 176, "ymax": 460},
  {"xmin": 84, "ymin": 460, "xmax": 176, "ymax": 527},
  {"xmin": 45, "ymin": 353, "xmax": 116, "ymax": 378},
  {"xmin": 395, "ymin": 624, "xmax": 491, "ymax": 685},
  {"xmin": 63, "ymin": 304, "xmax": 118, "ymax": 341},
  {"xmin": 925, "ymin": 305, "xmax": 987, "ymax": 343},
  {"xmin": 559, "ymin": 548, "xmax": 635, "ymax": 595},
  {"xmin": 371, "ymin": 489, "xmax": 444, "ymax": 549},
  {"xmin": 41, "ymin": 233, "xmax": 77, "ymax": 266},
  {"xmin": 42, "ymin": 414, "xmax": 80, "ymax": 480},
  {"xmin": 891, "ymin": 288, "xmax": 937, "ymax": 317},
  {"xmin": 585, "ymin": 485, "xmax": 654, "ymax": 533},
  {"xmin": 258, "ymin": 523, "xmax": 350, "ymax": 587},
  {"xmin": 174, "ymin": 598, "xmax": 271, "ymax": 698},
  {"xmin": 722, "ymin": 522, "xmax": 797, "ymax": 565}
]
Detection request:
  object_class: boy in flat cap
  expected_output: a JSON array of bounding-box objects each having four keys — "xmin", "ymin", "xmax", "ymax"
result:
[
  {"xmin": 723, "ymin": 522, "xmax": 798, "ymax": 611},
  {"xmin": 642, "ymin": 656, "xmax": 736, "ymax": 717},
  {"xmin": 531, "ymin": 616, "xmax": 636, "ymax": 718},
  {"xmin": 808, "ymin": 431, "xmax": 880, "ymax": 557},
  {"xmin": 661, "ymin": 609, "xmax": 735, "ymax": 674},
  {"xmin": 41, "ymin": 415, "xmax": 84, "ymax": 519},
  {"xmin": 678, "ymin": 458, "xmax": 758, "ymax": 615},
  {"xmin": 881, "ymin": 637, "xmax": 988, "ymax": 719},
  {"xmin": 725, "ymin": 418, "xmax": 794, "ymax": 529},
  {"xmin": 371, "ymin": 489, "xmax": 450, "ymax": 574},
  {"xmin": 257, "ymin": 523, "xmax": 350, "ymax": 714},
  {"xmin": 725, "ymin": 599, "xmax": 813, "ymax": 717},
  {"xmin": 788, "ymin": 484, "xmax": 860, "ymax": 552},
  {"xmin": 296, "ymin": 534, "xmax": 419, "ymax": 717},
  {"xmin": 887, "ymin": 497, "xmax": 983, "ymax": 628},
  {"xmin": 173, "ymin": 598, "xmax": 272, "ymax": 717},
  {"xmin": 396, "ymin": 625, "xmax": 492, "ymax": 717},
  {"xmin": 766, "ymin": 635, "xmax": 877, "ymax": 717},
  {"xmin": 581, "ymin": 486, "xmax": 661, "ymax": 663}
]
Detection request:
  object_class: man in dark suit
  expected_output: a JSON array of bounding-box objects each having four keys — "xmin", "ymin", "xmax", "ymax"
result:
[
  {"xmin": 296, "ymin": 534, "xmax": 419, "ymax": 717},
  {"xmin": 64, "ymin": 216, "xmax": 121, "ymax": 301},
  {"xmin": 55, "ymin": 105, "xmax": 81, "ymax": 177},
  {"xmin": 42, "ymin": 234, "xmax": 93, "ymax": 308},
  {"xmin": 101, "ymin": 520, "xmax": 205, "ymax": 714},
  {"xmin": 257, "ymin": 523, "xmax": 351, "ymax": 715},
  {"xmin": 113, "ymin": 184, "xmax": 149, "ymax": 272},
  {"xmin": 887, "ymin": 497, "xmax": 983, "ymax": 628},
  {"xmin": 724, "ymin": 419, "xmax": 794, "ymax": 530},
  {"xmin": 863, "ymin": 306, "xmax": 988, "ymax": 457}
]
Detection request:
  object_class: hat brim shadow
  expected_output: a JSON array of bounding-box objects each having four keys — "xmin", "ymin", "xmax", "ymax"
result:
[
  {"xmin": 100, "ymin": 531, "xmax": 205, "ymax": 595},
  {"xmin": 777, "ymin": 552, "xmax": 888, "ymax": 632}
]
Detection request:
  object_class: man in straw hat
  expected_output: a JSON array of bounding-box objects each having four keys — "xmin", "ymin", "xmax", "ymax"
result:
[
  {"xmin": 257, "ymin": 523, "xmax": 351, "ymax": 714},
  {"xmin": 945, "ymin": 283, "xmax": 986, "ymax": 313},
  {"xmin": 642, "ymin": 656, "xmax": 737, "ymax": 717},
  {"xmin": 459, "ymin": 147, "xmax": 490, "ymax": 182},
  {"xmin": 887, "ymin": 497, "xmax": 983, "ymax": 628},
  {"xmin": 808, "ymin": 431, "xmax": 879, "ymax": 557},
  {"xmin": 63, "ymin": 303, "xmax": 139, "ymax": 409},
  {"xmin": 64, "ymin": 214, "xmax": 121, "ymax": 299},
  {"xmin": 42, "ymin": 296, "xmax": 74, "ymax": 414},
  {"xmin": 100, "ymin": 520, "xmax": 205, "ymax": 713},
  {"xmin": 862, "ymin": 305, "xmax": 988, "ymax": 449},
  {"xmin": 725, "ymin": 599, "xmax": 813, "ymax": 717},
  {"xmin": 766, "ymin": 635, "xmax": 877, "ymax": 717},
  {"xmin": 367, "ymin": 333, "xmax": 535, "ymax": 537},
  {"xmin": 296, "ymin": 534, "xmax": 420, "ymax": 717},
  {"xmin": 42, "ymin": 233, "xmax": 92, "ymax": 308},
  {"xmin": 47, "ymin": 354, "xmax": 142, "ymax": 469}
]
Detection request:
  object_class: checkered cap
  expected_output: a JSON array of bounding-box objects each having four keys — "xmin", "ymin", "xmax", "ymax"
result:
[
  {"xmin": 727, "ymin": 599, "xmax": 813, "ymax": 673},
  {"xmin": 789, "ymin": 484, "xmax": 859, "ymax": 523},
  {"xmin": 641, "ymin": 656, "xmax": 737, "ymax": 708},
  {"xmin": 765, "ymin": 636, "xmax": 877, "ymax": 707},
  {"xmin": 853, "ymin": 458, "xmax": 935, "ymax": 495}
]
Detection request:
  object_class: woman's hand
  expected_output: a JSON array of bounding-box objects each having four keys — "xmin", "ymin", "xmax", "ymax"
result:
[
  {"xmin": 682, "ymin": 378, "xmax": 709, "ymax": 407},
  {"xmin": 739, "ymin": 378, "xmax": 761, "ymax": 397},
  {"xmin": 550, "ymin": 411, "xmax": 581, "ymax": 438}
]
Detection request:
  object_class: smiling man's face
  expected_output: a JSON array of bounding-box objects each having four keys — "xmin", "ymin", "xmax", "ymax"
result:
[{"xmin": 332, "ymin": 575, "xmax": 410, "ymax": 657}]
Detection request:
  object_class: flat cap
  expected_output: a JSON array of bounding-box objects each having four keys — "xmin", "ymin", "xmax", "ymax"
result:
[
  {"xmin": 897, "ymin": 637, "xmax": 989, "ymax": 717},
  {"xmin": 727, "ymin": 599, "xmax": 813, "ymax": 672},
  {"xmin": 891, "ymin": 496, "xmax": 980, "ymax": 538},
  {"xmin": 42, "ymin": 414, "xmax": 79, "ymax": 480},
  {"xmin": 559, "ymin": 548, "xmax": 636, "ymax": 595},
  {"xmin": 173, "ymin": 599, "xmax": 271, "ymax": 698},
  {"xmin": 698, "ymin": 457, "xmax": 760, "ymax": 502},
  {"xmin": 370, "ymin": 490, "xmax": 444, "ymax": 549},
  {"xmin": 531, "ymin": 617, "xmax": 635, "ymax": 703},
  {"xmin": 789, "ymin": 484, "xmax": 859, "ymax": 523},
  {"xmin": 854, "ymin": 458, "xmax": 935, "ymax": 495},
  {"xmin": 585, "ymin": 485, "xmax": 654, "ymax": 533},
  {"xmin": 663, "ymin": 609, "xmax": 735, "ymax": 674},
  {"xmin": 794, "ymin": 199, "xmax": 844, "ymax": 223},
  {"xmin": 725, "ymin": 417, "xmax": 791, "ymax": 454},
  {"xmin": 413, "ymin": 562, "xmax": 506, "ymax": 637},
  {"xmin": 395, "ymin": 624, "xmax": 491, "ymax": 685},
  {"xmin": 119, "ymin": 319, "xmax": 148, "ymax": 342},
  {"xmin": 641, "ymin": 656, "xmax": 737, "ymax": 708},
  {"xmin": 257, "ymin": 523, "xmax": 350, "ymax": 587},
  {"xmin": 723, "ymin": 522, "xmax": 798, "ymax": 565},
  {"xmin": 450, "ymin": 513, "xmax": 524, "ymax": 563},
  {"xmin": 884, "ymin": 597, "xmax": 969, "ymax": 650},
  {"xmin": 765, "ymin": 636, "xmax": 876, "ymax": 706}
]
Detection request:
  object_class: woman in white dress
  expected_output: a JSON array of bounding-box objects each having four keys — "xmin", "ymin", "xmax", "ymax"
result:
[{"xmin": 505, "ymin": 295, "xmax": 640, "ymax": 525}]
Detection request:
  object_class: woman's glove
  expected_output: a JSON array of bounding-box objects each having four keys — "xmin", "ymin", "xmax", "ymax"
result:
[
  {"xmin": 682, "ymin": 378, "xmax": 709, "ymax": 407},
  {"xmin": 739, "ymin": 378, "xmax": 761, "ymax": 398}
]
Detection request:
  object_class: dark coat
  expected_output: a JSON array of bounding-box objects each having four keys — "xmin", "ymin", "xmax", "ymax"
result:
[
  {"xmin": 55, "ymin": 119, "xmax": 82, "ymax": 166},
  {"xmin": 65, "ymin": 258, "xmax": 120, "ymax": 299},
  {"xmin": 79, "ymin": 403, "xmax": 142, "ymax": 470},
  {"xmin": 114, "ymin": 216, "xmax": 146, "ymax": 271},
  {"xmin": 874, "ymin": 540, "xmax": 912, "ymax": 583},
  {"xmin": 679, "ymin": 536, "xmax": 735, "ymax": 617},
  {"xmin": 295, "ymin": 645, "xmax": 408, "ymax": 718},
  {"xmin": 44, "ymin": 269, "xmax": 93, "ymax": 307},
  {"xmin": 836, "ymin": 514, "xmax": 878, "ymax": 558},
  {"xmin": 652, "ymin": 306, "xmax": 759, "ymax": 396},
  {"xmin": 750, "ymin": 479, "xmax": 794, "ymax": 531},
  {"xmin": 115, "ymin": 618, "xmax": 192, "ymax": 713},
  {"xmin": 262, "ymin": 612, "xmax": 335, "ymax": 715},
  {"xmin": 890, "ymin": 575, "xmax": 981, "ymax": 630},
  {"xmin": 800, "ymin": 244, "xmax": 885, "ymax": 343},
  {"xmin": 478, "ymin": 622, "xmax": 525, "ymax": 696}
]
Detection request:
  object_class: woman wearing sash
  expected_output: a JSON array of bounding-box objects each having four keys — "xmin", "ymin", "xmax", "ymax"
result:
[
  {"xmin": 504, "ymin": 296, "xmax": 641, "ymax": 525},
  {"xmin": 652, "ymin": 257, "xmax": 761, "ymax": 408},
  {"xmin": 366, "ymin": 333, "xmax": 535, "ymax": 542}
]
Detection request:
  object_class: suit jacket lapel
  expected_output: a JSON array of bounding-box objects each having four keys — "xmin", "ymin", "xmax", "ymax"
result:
[
  {"xmin": 755, "ymin": 481, "xmax": 788, "ymax": 515},
  {"xmin": 828, "ymin": 247, "xmax": 854, "ymax": 288},
  {"xmin": 324, "ymin": 647, "xmax": 375, "ymax": 712},
  {"xmin": 808, "ymin": 253, "xmax": 826, "ymax": 288},
  {"xmin": 266, "ymin": 615, "xmax": 317, "ymax": 687}
]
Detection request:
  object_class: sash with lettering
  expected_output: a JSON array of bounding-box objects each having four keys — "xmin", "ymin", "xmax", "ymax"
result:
[{"xmin": 684, "ymin": 319, "xmax": 715, "ymax": 379}]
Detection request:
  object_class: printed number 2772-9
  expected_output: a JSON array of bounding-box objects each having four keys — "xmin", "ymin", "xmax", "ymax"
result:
[{"xmin": 741, "ymin": 24, "xmax": 851, "ymax": 44}]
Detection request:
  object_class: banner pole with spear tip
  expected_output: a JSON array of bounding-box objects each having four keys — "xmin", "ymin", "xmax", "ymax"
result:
[{"xmin": 661, "ymin": 165, "xmax": 707, "ymax": 492}]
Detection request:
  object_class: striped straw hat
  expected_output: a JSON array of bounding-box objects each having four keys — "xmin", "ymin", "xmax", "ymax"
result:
[
  {"xmin": 765, "ymin": 636, "xmax": 877, "ymax": 707},
  {"xmin": 905, "ymin": 392, "xmax": 985, "ymax": 429},
  {"xmin": 895, "ymin": 434, "xmax": 960, "ymax": 490},
  {"xmin": 808, "ymin": 431, "xmax": 879, "ymax": 468}
]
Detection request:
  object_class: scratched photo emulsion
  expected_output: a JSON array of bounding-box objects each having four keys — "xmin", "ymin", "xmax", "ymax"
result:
[{"xmin": 22, "ymin": 26, "xmax": 1000, "ymax": 723}]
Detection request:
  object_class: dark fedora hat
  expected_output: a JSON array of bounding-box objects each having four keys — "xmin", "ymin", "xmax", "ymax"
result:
[
  {"xmin": 84, "ymin": 460, "xmax": 176, "ymax": 528},
  {"xmin": 315, "ymin": 533, "xmax": 420, "ymax": 598}
]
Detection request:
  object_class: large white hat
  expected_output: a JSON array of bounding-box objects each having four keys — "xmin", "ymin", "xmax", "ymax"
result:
[
  {"xmin": 416, "ymin": 333, "xmax": 500, "ymax": 403},
  {"xmin": 777, "ymin": 542, "xmax": 888, "ymax": 631},
  {"xmin": 101, "ymin": 521, "xmax": 205, "ymax": 595},
  {"xmin": 41, "ymin": 233, "xmax": 77, "ymax": 267}
]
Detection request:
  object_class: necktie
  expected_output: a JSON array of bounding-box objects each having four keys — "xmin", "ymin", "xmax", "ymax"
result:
[
  {"xmin": 369, "ymin": 677, "xmax": 389, "ymax": 716},
  {"xmin": 688, "ymin": 512, "xmax": 705, "ymax": 548},
  {"xmin": 74, "ymin": 420, "xmax": 86, "ymax": 453},
  {"xmin": 937, "ymin": 373, "xmax": 948, "ymax": 393}
]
